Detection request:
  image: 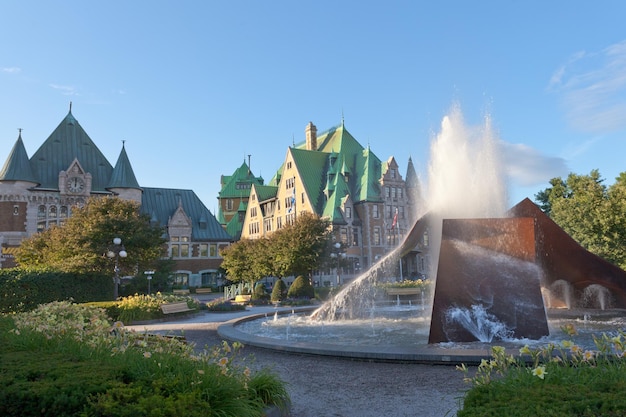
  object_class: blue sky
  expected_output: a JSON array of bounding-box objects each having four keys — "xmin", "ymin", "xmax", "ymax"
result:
[{"xmin": 2, "ymin": 1, "xmax": 626, "ymax": 212}]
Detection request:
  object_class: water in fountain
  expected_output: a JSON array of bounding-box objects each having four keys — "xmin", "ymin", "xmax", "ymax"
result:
[
  {"xmin": 445, "ymin": 304, "xmax": 513, "ymax": 343},
  {"xmin": 312, "ymin": 103, "xmax": 509, "ymax": 324},
  {"xmin": 583, "ymin": 284, "xmax": 611, "ymax": 310},
  {"xmin": 548, "ymin": 280, "xmax": 575, "ymax": 309}
]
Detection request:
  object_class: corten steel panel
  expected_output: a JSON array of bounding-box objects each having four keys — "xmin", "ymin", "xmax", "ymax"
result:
[
  {"xmin": 428, "ymin": 218, "xmax": 549, "ymax": 344},
  {"xmin": 509, "ymin": 198, "xmax": 626, "ymax": 309}
]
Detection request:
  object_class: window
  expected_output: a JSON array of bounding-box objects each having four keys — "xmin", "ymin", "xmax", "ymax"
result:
[
  {"xmin": 174, "ymin": 273, "xmax": 189, "ymax": 287},
  {"xmin": 345, "ymin": 207, "xmax": 351, "ymax": 219},
  {"xmin": 373, "ymin": 227, "xmax": 381, "ymax": 245},
  {"xmin": 398, "ymin": 188, "xmax": 403, "ymax": 199},
  {"xmin": 390, "ymin": 169, "xmax": 397, "ymax": 179},
  {"xmin": 352, "ymin": 228, "xmax": 359, "ymax": 246},
  {"xmin": 372, "ymin": 205, "xmax": 379, "ymax": 219},
  {"xmin": 227, "ymin": 199, "xmax": 233, "ymax": 210},
  {"xmin": 386, "ymin": 205, "xmax": 392, "ymax": 219},
  {"xmin": 209, "ymin": 244, "xmax": 217, "ymax": 257},
  {"xmin": 340, "ymin": 227, "xmax": 348, "ymax": 244},
  {"xmin": 391, "ymin": 187, "xmax": 397, "ymax": 199},
  {"xmin": 171, "ymin": 245, "xmax": 179, "ymax": 257},
  {"xmin": 13, "ymin": 205, "xmax": 18, "ymax": 215},
  {"xmin": 180, "ymin": 244, "xmax": 189, "ymax": 257},
  {"xmin": 199, "ymin": 244, "xmax": 208, "ymax": 257},
  {"xmin": 385, "ymin": 186, "xmax": 390, "ymax": 198}
]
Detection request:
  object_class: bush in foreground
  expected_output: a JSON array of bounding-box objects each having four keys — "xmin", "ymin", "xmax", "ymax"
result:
[
  {"xmin": 0, "ymin": 301, "xmax": 289, "ymax": 417},
  {"xmin": 457, "ymin": 330, "xmax": 626, "ymax": 416}
]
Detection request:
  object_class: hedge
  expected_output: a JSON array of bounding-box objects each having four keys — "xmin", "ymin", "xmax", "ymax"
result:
[{"xmin": 0, "ymin": 269, "xmax": 111, "ymax": 313}]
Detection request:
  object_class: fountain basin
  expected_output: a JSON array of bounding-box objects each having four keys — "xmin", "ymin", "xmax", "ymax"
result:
[
  {"xmin": 217, "ymin": 307, "xmax": 493, "ymax": 364},
  {"xmin": 217, "ymin": 307, "xmax": 626, "ymax": 365}
]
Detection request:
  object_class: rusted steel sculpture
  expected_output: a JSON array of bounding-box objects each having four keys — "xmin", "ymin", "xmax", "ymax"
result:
[{"xmin": 402, "ymin": 198, "xmax": 626, "ymax": 344}]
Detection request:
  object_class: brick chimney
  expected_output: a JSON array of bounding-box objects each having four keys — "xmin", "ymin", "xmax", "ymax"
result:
[{"xmin": 305, "ymin": 122, "xmax": 317, "ymax": 151}]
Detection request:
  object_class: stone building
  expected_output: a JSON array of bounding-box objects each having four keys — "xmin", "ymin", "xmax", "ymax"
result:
[
  {"xmin": 239, "ymin": 121, "xmax": 427, "ymax": 284},
  {"xmin": 0, "ymin": 106, "xmax": 232, "ymax": 288}
]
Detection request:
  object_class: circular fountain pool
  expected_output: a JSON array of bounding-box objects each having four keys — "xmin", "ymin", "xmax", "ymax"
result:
[{"xmin": 217, "ymin": 306, "xmax": 626, "ymax": 364}]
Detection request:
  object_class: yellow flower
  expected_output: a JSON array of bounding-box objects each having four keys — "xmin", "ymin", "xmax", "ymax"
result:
[
  {"xmin": 561, "ymin": 340, "xmax": 574, "ymax": 348},
  {"xmin": 244, "ymin": 367, "xmax": 251, "ymax": 378},
  {"xmin": 519, "ymin": 345, "xmax": 531, "ymax": 355},
  {"xmin": 583, "ymin": 350, "xmax": 595, "ymax": 361},
  {"xmin": 570, "ymin": 345, "xmax": 582, "ymax": 354},
  {"xmin": 197, "ymin": 369, "xmax": 205, "ymax": 375},
  {"xmin": 218, "ymin": 357, "xmax": 229, "ymax": 366},
  {"xmin": 143, "ymin": 351, "xmax": 152, "ymax": 358},
  {"xmin": 532, "ymin": 366, "xmax": 547, "ymax": 379}
]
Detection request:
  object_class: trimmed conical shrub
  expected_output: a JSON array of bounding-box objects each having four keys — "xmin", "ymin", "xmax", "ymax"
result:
[
  {"xmin": 271, "ymin": 279, "xmax": 287, "ymax": 302},
  {"xmin": 287, "ymin": 275, "xmax": 314, "ymax": 299}
]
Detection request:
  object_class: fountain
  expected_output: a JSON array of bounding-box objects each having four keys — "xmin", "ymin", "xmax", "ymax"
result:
[{"xmin": 218, "ymin": 105, "xmax": 626, "ymax": 362}]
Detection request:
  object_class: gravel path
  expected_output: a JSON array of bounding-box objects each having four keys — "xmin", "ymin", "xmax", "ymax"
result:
[{"xmin": 130, "ymin": 314, "xmax": 469, "ymax": 417}]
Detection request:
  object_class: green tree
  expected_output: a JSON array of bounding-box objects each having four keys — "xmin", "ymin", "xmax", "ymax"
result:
[
  {"xmin": 16, "ymin": 197, "xmax": 167, "ymax": 276},
  {"xmin": 221, "ymin": 212, "xmax": 331, "ymax": 283},
  {"xmin": 535, "ymin": 169, "xmax": 626, "ymax": 269},
  {"xmin": 220, "ymin": 238, "xmax": 259, "ymax": 283},
  {"xmin": 272, "ymin": 212, "xmax": 332, "ymax": 278}
]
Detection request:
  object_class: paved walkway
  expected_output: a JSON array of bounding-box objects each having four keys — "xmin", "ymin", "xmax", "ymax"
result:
[{"xmin": 128, "ymin": 304, "xmax": 469, "ymax": 417}]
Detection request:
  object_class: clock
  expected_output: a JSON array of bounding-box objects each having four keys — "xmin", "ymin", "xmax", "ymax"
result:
[{"xmin": 66, "ymin": 176, "xmax": 85, "ymax": 193}]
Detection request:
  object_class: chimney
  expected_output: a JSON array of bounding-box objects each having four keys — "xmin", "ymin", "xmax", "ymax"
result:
[{"xmin": 305, "ymin": 122, "xmax": 317, "ymax": 151}]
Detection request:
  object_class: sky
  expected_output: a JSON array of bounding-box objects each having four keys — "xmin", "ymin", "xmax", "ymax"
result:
[{"xmin": 2, "ymin": 1, "xmax": 626, "ymax": 214}]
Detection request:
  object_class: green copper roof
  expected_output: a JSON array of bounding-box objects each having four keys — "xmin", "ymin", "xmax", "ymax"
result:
[
  {"xmin": 219, "ymin": 160, "xmax": 264, "ymax": 198},
  {"xmin": 254, "ymin": 184, "xmax": 279, "ymax": 202},
  {"xmin": 289, "ymin": 147, "xmax": 329, "ymax": 213},
  {"xmin": 295, "ymin": 123, "xmax": 383, "ymax": 204},
  {"xmin": 0, "ymin": 133, "xmax": 37, "ymax": 183},
  {"xmin": 322, "ymin": 172, "xmax": 350, "ymax": 223},
  {"xmin": 29, "ymin": 110, "xmax": 114, "ymax": 191},
  {"xmin": 108, "ymin": 143, "xmax": 141, "ymax": 190},
  {"xmin": 141, "ymin": 187, "xmax": 233, "ymax": 241}
]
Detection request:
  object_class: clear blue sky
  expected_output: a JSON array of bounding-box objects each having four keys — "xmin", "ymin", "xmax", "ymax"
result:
[{"xmin": 2, "ymin": 1, "xmax": 626, "ymax": 212}]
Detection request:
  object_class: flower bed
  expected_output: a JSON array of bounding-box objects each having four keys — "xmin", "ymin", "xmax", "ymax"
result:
[{"xmin": 0, "ymin": 301, "xmax": 289, "ymax": 417}]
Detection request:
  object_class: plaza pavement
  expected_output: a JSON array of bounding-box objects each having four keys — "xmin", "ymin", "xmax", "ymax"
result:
[{"xmin": 127, "ymin": 297, "xmax": 469, "ymax": 417}]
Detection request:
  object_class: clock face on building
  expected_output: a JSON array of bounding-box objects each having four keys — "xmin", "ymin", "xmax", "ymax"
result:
[{"xmin": 66, "ymin": 176, "xmax": 85, "ymax": 193}]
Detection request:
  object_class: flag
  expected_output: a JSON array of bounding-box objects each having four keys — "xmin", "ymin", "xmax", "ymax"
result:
[
  {"xmin": 391, "ymin": 208, "xmax": 398, "ymax": 230},
  {"xmin": 288, "ymin": 186, "xmax": 296, "ymax": 213}
]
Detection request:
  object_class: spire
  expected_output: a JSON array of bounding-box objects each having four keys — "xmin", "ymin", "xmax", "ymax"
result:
[
  {"xmin": 107, "ymin": 141, "xmax": 141, "ymax": 189},
  {"xmin": 0, "ymin": 130, "xmax": 38, "ymax": 184}
]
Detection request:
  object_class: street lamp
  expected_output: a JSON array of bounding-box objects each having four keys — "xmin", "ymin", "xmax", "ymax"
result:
[
  {"xmin": 330, "ymin": 242, "xmax": 346, "ymax": 286},
  {"xmin": 144, "ymin": 270, "xmax": 155, "ymax": 295},
  {"xmin": 106, "ymin": 237, "xmax": 127, "ymax": 300}
]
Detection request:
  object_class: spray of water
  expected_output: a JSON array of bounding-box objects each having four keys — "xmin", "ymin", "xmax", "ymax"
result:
[{"xmin": 313, "ymin": 104, "xmax": 509, "ymax": 322}]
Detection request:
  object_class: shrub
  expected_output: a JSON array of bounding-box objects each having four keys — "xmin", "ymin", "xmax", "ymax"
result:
[
  {"xmin": 251, "ymin": 282, "xmax": 269, "ymax": 301},
  {"xmin": 0, "ymin": 301, "xmax": 289, "ymax": 417},
  {"xmin": 271, "ymin": 279, "xmax": 287, "ymax": 302},
  {"xmin": 287, "ymin": 275, "xmax": 314, "ymax": 299},
  {"xmin": 0, "ymin": 269, "xmax": 111, "ymax": 313},
  {"xmin": 205, "ymin": 298, "xmax": 246, "ymax": 312}
]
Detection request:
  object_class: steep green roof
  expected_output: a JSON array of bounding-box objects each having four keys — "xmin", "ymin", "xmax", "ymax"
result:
[
  {"xmin": 295, "ymin": 123, "xmax": 383, "ymax": 204},
  {"xmin": 141, "ymin": 187, "xmax": 232, "ymax": 241},
  {"xmin": 289, "ymin": 148, "xmax": 328, "ymax": 213},
  {"xmin": 29, "ymin": 110, "xmax": 114, "ymax": 191},
  {"xmin": 108, "ymin": 143, "xmax": 141, "ymax": 190},
  {"xmin": 254, "ymin": 184, "xmax": 278, "ymax": 202},
  {"xmin": 219, "ymin": 160, "xmax": 264, "ymax": 198},
  {"xmin": 0, "ymin": 133, "xmax": 37, "ymax": 183}
]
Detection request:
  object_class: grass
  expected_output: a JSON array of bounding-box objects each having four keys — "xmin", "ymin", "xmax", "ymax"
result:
[{"xmin": 0, "ymin": 301, "xmax": 290, "ymax": 417}]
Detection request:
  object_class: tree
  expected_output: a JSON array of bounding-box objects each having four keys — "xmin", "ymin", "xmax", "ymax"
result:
[
  {"xmin": 221, "ymin": 212, "xmax": 332, "ymax": 283},
  {"xmin": 16, "ymin": 197, "xmax": 167, "ymax": 276},
  {"xmin": 271, "ymin": 212, "xmax": 332, "ymax": 278},
  {"xmin": 535, "ymin": 169, "xmax": 626, "ymax": 269}
]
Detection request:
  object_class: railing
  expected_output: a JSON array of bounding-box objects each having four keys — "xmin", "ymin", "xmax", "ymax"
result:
[{"xmin": 223, "ymin": 282, "xmax": 254, "ymax": 299}]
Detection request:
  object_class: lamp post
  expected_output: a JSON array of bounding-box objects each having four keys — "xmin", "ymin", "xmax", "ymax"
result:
[
  {"xmin": 330, "ymin": 242, "xmax": 346, "ymax": 286},
  {"xmin": 144, "ymin": 270, "xmax": 155, "ymax": 295},
  {"xmin": 107, "ymin": 237, "xmax": 127, "ymax": 300}
]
